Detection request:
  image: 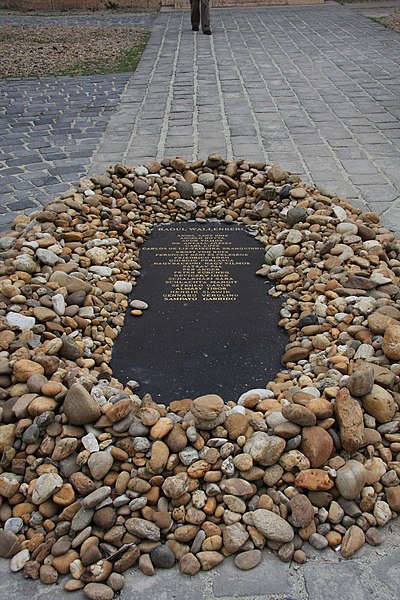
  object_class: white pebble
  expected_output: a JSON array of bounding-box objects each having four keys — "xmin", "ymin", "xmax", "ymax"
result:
[{"xmin": 114, "ymin": 281, "xmax": 132, "ymax": 294}]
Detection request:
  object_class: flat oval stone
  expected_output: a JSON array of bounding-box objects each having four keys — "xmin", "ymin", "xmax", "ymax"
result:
[
  {"xmin": 282, "ymin": 404, "xmax": 316, "ymax": 427},
  {"xmin": 114, "ymin": 281, "xmax": 132, "ymax": 294},
  {"xmin": 252, "ymin": 509, "xmax": 294, "ymax": 542},
  {"xmin": 362, "ymin": 385, "xmax": 396, "ymax": 424},
  {"xmin": 244, "ymin": 432, "xmax": 286, "ymax": 466},
  {"xmin": 4, "ymin": 517, "xmax": 23, "ymax": 533},
  {"xmin": 234, "ymin": 549, "xmax": 262, "ymax": 570},
  {"xmin": 196, "ymin": 551, "xmax": 224, "ymax": 570},
  {"xmin": 219, "ymin": 478, "xmax": 254, "ymax": 496},
  {"xmin": 84, "ymin": 583, "xmax": 114, "ymax": 600},
  {"xmin": 71, "ymin": 508, "xmax": 94, "ymax": 532},
  {"xmin": 125, "ymin": 518, "xmax": 160, "ymax": 541},
  {"xmin": 10, "ymin": 548, "xmax": 30, "ymax": 572},
  {"xmin": 191, "ymin": 394, "xmax": 225, "ymax": 421},
  {"xmin": 81, "ymin": 486, "xmax": 112, "ymax": 509},
  {"xmin": 289, "ymin": 494, "xmax": 314, "ymax": 528},
  {"xmin": 87, "ymin": 451, "xmax": 114, "ymax": 480}
]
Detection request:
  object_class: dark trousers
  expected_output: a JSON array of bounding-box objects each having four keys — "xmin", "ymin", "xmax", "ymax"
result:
[{"xmin": 190, "ymin": 0, "xmax": 210, "ymax": 32}]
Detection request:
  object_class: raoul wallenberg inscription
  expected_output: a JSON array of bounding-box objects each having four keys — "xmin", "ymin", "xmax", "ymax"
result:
[{"xmin": 111, "ymin": 222, "xmax": 287, "ymax": 403}]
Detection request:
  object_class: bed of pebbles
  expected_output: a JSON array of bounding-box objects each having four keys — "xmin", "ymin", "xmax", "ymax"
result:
[{"xmin": 1, "ymin": 154, "xmax": 400, "ymax": 599}]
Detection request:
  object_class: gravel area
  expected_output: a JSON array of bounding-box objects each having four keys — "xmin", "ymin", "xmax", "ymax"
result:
[{"xmin": 0, "ymin": 24, "xmax": 150, "ymax": 78}]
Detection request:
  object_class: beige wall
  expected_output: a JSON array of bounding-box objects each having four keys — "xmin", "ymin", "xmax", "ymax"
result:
[{"xmin": 4, "ymin": 0, "xmax": 160, "ymax": 10}]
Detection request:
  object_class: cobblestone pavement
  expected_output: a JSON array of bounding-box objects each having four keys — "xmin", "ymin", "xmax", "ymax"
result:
[
  {"xmin": 0, "ymin": 12, "xmax": 156, "ymax": 230},
  {"xmin": 90, "ymin": 3, "xmax": 400, "ymax": 235},
  {"xmin": 0, "ymin": 73, "xmax": 131, "ymax": 226}
]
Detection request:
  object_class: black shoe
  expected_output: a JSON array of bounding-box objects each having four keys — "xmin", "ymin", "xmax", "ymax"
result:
[
  {"xmin": 192, "ymin": 26, "xmax": 199, "ymax": 31},
  {"xmin": 203, "ymin": 30, "xmax": 212, "ymax": 35}
]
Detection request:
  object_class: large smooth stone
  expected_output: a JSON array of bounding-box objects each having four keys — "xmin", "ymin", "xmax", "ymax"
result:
[
  {"xmin": 191, "ymin": 395, "xmax": 224, "ymax": 421},
  {"xmin": 341, "ymin": 525, "xmax": 365, "ymax": 558},
  {"xmin": 252, "ymin": 509, "xmax": 294, "ymax": 542},
  {"xmin": 382, "ymin": 322, "xmax": 400, "ymax": 359},
  {"xmin": 335, "ymin": 460, "xmax": 366, "ymax": 500},
  {"xmin": 362, "ymin": 384, "xmax": 396, "ymax": 423},
  {"xmin": 300, "ymin": 426, "xmax": 333, "ymax": 468},
  {"xmin": 87, "ymin": 451, "xmax": 114, "ymax": 480},
  {"xmin": 289, "ymin": 494, "xmax": 315, "ymax": 528},
  {"xmin": 346, "ymin": 364, "xmax": 374, "ymax": 397},
  {"xmin": 234, "ymin": 549, "xmax": 262, "ymax": 570},
  {"xmin": 125, "ymin": 518, "xmax": 160, "ymax": 541},
  {"xmin": 84, "ymin": 583, "xmax": 114, "ymax": 600},
  {"xmin": 282, "ymin": 404, "xmax": 316, "ymax": 427},
  {"xmin": 63, "ymin": 383, "xmax": 101, "ymax": 425},
  {"xmin": 244, "ymin": 432, "xmax": 286, "ymax": 466}
]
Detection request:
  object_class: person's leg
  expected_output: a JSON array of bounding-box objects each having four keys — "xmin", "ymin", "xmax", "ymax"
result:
[
  {"xmin": 190, "ymin": 0, "xmax": 200, "ymax": 30},
  {"xmin": 200, "ymin": 0, "xmax": 211, "ymax": 33}
]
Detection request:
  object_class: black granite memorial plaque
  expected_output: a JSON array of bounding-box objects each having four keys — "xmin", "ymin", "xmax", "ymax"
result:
[{"xmin": 111, "ymin": 222, "xmax": 287, "ymax": 404}]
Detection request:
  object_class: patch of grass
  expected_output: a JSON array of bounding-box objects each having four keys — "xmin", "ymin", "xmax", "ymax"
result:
[{"xmin": 56, "ymin": 32, "xmax": 150, "ymax": 77}]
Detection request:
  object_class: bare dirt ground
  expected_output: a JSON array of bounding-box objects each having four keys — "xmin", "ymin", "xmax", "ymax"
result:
[
  {"xmin": 378, "ymin": 8, "xmax": 400, "ymax": 31},
  {"xmin": 0, "ymin": 24, "xmax": 150, "ymax": 77}
]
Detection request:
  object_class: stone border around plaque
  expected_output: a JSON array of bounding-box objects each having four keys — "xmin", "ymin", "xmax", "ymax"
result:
[{"xmin": 2, "ymin": 156, "xmax": 400, "ymax": 591}]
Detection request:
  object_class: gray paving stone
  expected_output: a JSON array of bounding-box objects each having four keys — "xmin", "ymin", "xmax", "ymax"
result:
[
  {"xmin": 120, "ymin": 568, "xmax": 210, "ymax": 600},
  {"xmin": 303, "ymin": 562, "xmax": 374, "ymax": 600},
  {"xmin": 349, "ymin": 173, "xmax": 389, "ymax": 185},
  {"xmin": 212, "ymin": 555, "xmax": 293, "ymax": 597},
  {"xmin": 357, "ymin": 184, "xmax": 399, "ymax": 204},
  {"xmin": 313, "ymin": 180, "xmax": 360, "ymax": 200},
  {"xmin": 340, "ymin": 159, "xmax": 380, "ymax": 175}
]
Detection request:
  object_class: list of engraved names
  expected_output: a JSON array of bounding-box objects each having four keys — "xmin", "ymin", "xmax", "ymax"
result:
[{"xmin": 141, "ymin": 226, "xmax": 260, "ymax": 302}]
